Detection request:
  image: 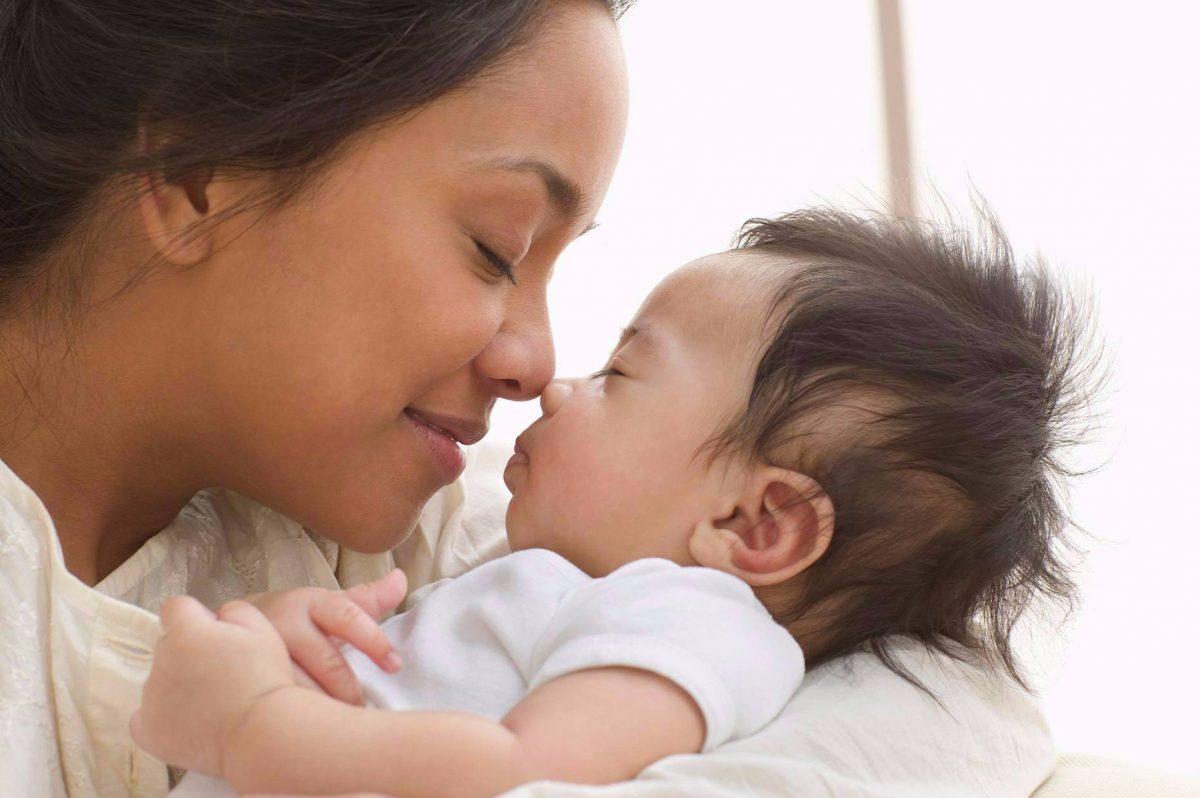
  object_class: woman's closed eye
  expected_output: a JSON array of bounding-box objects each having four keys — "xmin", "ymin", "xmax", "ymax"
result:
[
  {"xmin": 474, "ymin": 240, "xmax": 518, "ymax": 285},
  {"xmin": 590, "ymin": 366, "xmax": 623, "ymax": 380}
]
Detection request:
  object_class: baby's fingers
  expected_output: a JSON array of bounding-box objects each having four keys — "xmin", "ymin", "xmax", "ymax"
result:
[
  {"xmin": 310, "ymin": 594, "xmax": 402, "ymax": 675},
  {"xmin": 160, "ymin": 595, "xmax": 216, "ymax": 635},
  {"xmin": 342, "ymin": 569, "xmax": 408, "ymax": 620},
  {"xmin": 290, "ymin": 595, "xmax": 400, "ymax": 705},
  {"xmin": 217, "ymin": 600, "xmax": 277, "ymax": 636},
  {"xmin": 285, "ymin": 625, "xmax": 366, "ymax": 706}
]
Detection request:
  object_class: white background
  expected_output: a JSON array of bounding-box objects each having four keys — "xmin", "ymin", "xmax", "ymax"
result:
[{"xmin": 489, "ymin": 1, "xmax": 1200, "ymax": 771}]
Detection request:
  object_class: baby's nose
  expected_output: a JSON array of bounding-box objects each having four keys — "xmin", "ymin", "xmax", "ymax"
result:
[{"xmin": 538, "ymin": 379, "xmax": 576, "ymax": 416}]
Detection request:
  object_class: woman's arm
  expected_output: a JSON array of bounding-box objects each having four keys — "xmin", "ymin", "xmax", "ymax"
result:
[{"xmin": 224, "ymin": 667, "xmax": 704, "ymax": 797}]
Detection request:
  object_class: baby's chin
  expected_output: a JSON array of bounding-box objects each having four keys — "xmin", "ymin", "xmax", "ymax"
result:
[
  {"xmin": 504, "ymin": 519, "xmax": 568, "ymax": 560},
  {"xmin": 503, "ymin": 514, "xmax": 537, "ymax": 552},
  {"xmin": 503, "ymin": 507, "xmax": 608, "ymax": 571},
  {"xmin": 504, "ymin": 497, "xmax": 552, "ymax": 549}
]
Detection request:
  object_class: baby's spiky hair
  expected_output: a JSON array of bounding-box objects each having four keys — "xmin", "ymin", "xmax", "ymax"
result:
[{"xmin": 716, "ymin": 207, "xmax": 1098, "ymax": 689}]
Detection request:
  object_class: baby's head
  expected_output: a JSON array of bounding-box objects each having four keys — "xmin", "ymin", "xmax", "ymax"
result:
[{"xmin": 504, "ymin": 207, "xmax": 1091, "ymax": 683}]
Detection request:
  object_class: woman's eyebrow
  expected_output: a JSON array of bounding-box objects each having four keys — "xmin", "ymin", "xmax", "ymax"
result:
[{"xmin": 476, "ymin": 156, "xmax": 590, "ymax": 225}]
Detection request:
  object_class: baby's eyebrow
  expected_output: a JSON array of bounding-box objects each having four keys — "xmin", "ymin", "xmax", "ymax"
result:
[
  {"xmin": 613, "ymin": 325, "xmax": 639, "ymax": 353},
  {"xmin": 609, "ymin": 325, "xmax": 659, "ymax": 360}
]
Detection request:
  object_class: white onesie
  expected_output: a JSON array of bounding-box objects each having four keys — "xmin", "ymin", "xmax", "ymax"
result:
[{"xmin": 171, "ymin": 549, "xmax": 806, "ymax": 796}]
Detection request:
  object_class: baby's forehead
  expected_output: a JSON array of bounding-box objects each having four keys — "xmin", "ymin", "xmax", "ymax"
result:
[
  {"xmin": 649, "ymin": 251, "xmax": 786, "ymax": 320},
  {"xmin": 633, "ymin": 251, "xmax": 785, "ymax": 358}
]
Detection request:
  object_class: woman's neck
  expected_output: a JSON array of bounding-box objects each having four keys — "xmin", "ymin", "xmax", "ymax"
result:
[{"xmin": 0, "ymin": 313, "xmax": 201, "ymax": 586}]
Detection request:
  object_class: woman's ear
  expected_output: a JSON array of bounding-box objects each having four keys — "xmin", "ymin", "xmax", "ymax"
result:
[
  {"xmin": 137, "ymin": 169, "xmax": 218, "ymax": 266},
  {"xmin": 688, "ymin": 466, "xmax": 834, "ymax": 586},
  {"xmin": 135, "ymin": 126, "xmax": 218, "ymax": 266}
]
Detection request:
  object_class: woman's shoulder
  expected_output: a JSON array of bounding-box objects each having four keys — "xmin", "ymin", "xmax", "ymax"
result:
[
  {"xmin": 0, "ymin": 457, "xmax": 168, "ymax": 795},
  {"xmin": 0, "ymin": 463, "xmax": 71, "ymax": 795},
  {"xmin": 0, "ymin": 455, "xmax": 54, "ymax": 545}
]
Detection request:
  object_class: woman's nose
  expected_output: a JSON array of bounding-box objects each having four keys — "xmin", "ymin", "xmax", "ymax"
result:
[{"xmin": 474, "ymin": 292, "xmax": 555, "ymax": 402}]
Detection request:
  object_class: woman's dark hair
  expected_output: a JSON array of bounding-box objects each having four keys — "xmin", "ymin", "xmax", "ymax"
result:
[
  {"xmin": 0, "ymin": 0, "xmax": 631, "ymax": 311},
  {"xmin": 719, "ymin": 207, "xmax": 1097, "ymax": 690}
]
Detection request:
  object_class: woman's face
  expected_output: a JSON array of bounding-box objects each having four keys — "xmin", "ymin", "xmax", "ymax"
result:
[{"xmin": 172, "ymin": 3, "xmax": 628, "ymax": 552}]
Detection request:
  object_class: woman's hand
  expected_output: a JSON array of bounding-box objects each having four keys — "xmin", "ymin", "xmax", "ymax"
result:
[
  {"xmin": 131, "ymin": 597, "xmax": 298, "ymax": 777},
  {"xmin": 244, "ymin": 570, "xmax": 408, "ymax": 705}
]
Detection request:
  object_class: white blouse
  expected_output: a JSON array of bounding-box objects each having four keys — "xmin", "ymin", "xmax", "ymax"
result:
[{"xmin": 0, "ymin": 445, "xmax": 1056, "ymax": 798}]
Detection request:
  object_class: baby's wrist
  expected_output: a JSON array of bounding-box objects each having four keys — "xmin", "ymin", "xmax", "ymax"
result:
[{"xmin": 219, "ymin": 683, "xmax": 304, "ymax": 788}]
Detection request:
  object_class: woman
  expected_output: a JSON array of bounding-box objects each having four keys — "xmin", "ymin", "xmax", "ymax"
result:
[
  {"xmin": 0, "ymin": 1, "xmax": 1053, "ymax": 796},
  {"xmin": 1, "ymin": 1, "xmax": 624, "ymax": 793}
]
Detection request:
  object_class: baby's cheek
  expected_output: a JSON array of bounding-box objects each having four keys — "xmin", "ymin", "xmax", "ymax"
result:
[
  {"xmin": 503, "ymin": 502, "xmax": 522, "ymax": 542},
  {"xmin": 507, "ymin": 482, "xmax": 565, "ymax": 551},
  {"xmin": 503, "ymin": 495, "xmax": 537, "ymax": 548}
]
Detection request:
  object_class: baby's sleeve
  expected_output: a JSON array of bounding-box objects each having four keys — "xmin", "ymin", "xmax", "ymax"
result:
[{"xmin": 525, "ymin": 560, "xmax": 805, "ymax": 752}]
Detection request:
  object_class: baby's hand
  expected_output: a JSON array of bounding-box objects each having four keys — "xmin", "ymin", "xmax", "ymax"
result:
[
  {"xmin": 244, "ymin": 570, "xmax": 408, "ymax": 705},
  {"xmin": 131, "ymin": 597, "xmax": 297, "ymax": 777}
]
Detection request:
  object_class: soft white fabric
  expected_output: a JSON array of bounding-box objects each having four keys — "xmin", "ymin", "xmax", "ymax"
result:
[
  {"xmin": 0, "ymin": 442, "xmax": 1057, "ymax": 797},
  {"xmin": 502, "ymin": 641, "xmax": 1056, "ymax": 798},
  {"xmin": 1032, "ymin": 755, "xmax": 1200, "ymax": 798},
  {"xmin": 173, "ymin": 549, "xmax": 806, "ymax": 797}
]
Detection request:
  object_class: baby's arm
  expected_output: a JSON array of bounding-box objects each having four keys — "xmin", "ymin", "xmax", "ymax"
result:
[
  {"xmin": 224, "ymin": 666, "xmax": 704, "ymax": 796},
  {"xmin": 133, "ymin": 597, "xmax": 704, "ymax": 797}
]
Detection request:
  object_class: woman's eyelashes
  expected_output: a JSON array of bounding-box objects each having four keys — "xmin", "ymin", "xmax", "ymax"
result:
[
  {"xmin": 474, "ymin": 240, "xmax": 518, "ymax": 285},
  {"xmin": 590, "ymin": 366, "xmax": 623, "ymax": 380}
]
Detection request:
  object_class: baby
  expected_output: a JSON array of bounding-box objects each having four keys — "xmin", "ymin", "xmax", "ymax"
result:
[{"xmin": 134, "ymin": 207, "xmax": 1089, "ymax": 797}]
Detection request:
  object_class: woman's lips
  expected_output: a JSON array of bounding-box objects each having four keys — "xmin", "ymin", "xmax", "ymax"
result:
[
  {"xmin": 403, "ymin": 410, "xmax": 468, "ymax": 483},
  {"xmin": 403, "ymin": 409, "xmax": 487, "ymax": 446}
]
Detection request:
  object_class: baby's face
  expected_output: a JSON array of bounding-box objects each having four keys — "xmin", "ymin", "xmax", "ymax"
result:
[{"xmin": 503, "ymin": 252, "xmax": 778, "ymax": 575}]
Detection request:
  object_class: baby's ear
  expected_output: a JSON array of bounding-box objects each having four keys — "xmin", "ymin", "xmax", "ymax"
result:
[{"xmin": 688, "ymin": 466, "xmax": 833, "ymax": 586}]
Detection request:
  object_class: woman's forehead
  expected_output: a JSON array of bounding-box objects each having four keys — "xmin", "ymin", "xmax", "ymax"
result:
[{"xmin": 455, "ymin": 3, "xmax": 628, "ymax": 190}]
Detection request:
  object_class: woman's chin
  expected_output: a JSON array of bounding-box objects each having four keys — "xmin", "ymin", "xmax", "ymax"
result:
[{"xmin": 308, "ymin": 500, "xmax": 424, "ymax": 555}]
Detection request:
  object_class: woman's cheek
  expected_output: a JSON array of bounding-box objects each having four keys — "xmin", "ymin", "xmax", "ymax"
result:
[{"xmin": 421, "ymin": 287, "xmax": 507, "ymax": 365}]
